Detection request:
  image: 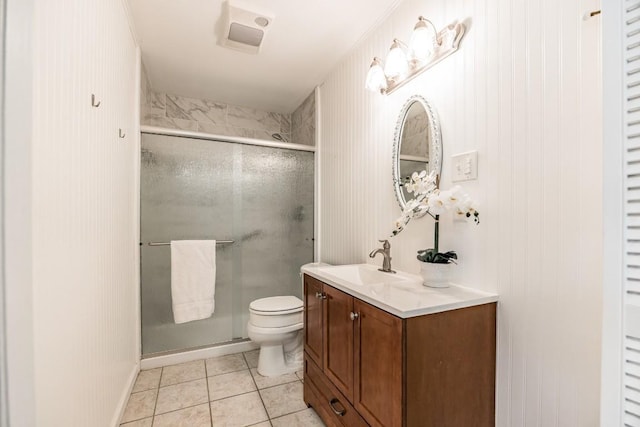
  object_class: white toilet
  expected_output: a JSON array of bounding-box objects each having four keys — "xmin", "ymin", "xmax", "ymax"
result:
[{"xmin": 247, "ymin": 295, "xmax": 304, "ymax": 377}]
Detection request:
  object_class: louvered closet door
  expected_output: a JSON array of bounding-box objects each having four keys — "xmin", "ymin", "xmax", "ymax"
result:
[{"xmin": 625, "ymin": 2, "xmax": 640, "ymax": 425}]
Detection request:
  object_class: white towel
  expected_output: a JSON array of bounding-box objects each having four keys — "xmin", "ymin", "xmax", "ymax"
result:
[{"xmin": 170, "ymin": 240, "xmax": 216, "ymax": 324}]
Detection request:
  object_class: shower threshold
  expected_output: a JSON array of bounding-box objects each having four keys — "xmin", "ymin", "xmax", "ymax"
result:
[{"xmin": 140, "ymin": 338, "xmax": 258, "ymax": 370}]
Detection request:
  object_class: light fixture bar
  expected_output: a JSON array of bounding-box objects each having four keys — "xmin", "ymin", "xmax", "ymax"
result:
[{"xmin": 383, "ymin": 22, "xmax": 465, "ymax": 95}]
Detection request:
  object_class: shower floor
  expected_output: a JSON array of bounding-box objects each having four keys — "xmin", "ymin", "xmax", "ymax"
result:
[{"xmin": 119, "ymin": 349, "xmax": 324, "ymax": 426}]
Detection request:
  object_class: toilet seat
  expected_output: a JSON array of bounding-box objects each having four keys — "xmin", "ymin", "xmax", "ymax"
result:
[
  {"xmin": 249, "ymin": 296, "xmax": 303, "ymax": 315},
  {"xmin": 248, "ymin": 296, "xmax": 303, "ymax": 329}
]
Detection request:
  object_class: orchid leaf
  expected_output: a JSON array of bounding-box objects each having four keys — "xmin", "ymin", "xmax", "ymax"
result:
[{"xmin": 417, "ymin": 249, "xmax": 458, "ymax": 264}]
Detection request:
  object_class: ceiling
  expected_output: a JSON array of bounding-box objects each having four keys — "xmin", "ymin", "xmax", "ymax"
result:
[{"xmin": 129, "ymin": 0, "xmax": 401, "ymax": 113}]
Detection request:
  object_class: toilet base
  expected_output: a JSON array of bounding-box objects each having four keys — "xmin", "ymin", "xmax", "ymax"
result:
[{"xmin": 257, "ymin": 343, "xmax": 303, "ymax": 377}]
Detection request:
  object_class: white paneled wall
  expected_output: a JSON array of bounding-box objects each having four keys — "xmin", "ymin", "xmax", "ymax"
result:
[
  {"xmin": 319, "ymin": 0, "xmax": 602, "ymax": 425},
  {"xmin": 32, "ymin": 0, "xmax": 139, "ymax": 425}
]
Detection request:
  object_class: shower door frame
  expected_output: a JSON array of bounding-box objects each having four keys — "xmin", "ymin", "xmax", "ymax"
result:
[{"xmin": 139, "ymin": 125, "xmax": 317, "ymax": 358}]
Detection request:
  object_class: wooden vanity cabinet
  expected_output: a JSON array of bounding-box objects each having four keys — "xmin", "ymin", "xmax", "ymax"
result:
[{"xmin": 303, "ymin": 274, "xmax": 497, "ymax": 427}]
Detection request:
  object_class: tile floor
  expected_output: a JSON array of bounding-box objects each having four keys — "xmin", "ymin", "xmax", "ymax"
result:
[{"xmin": 120, "ymin": 350, "xmax": 325, "ymax": 427}]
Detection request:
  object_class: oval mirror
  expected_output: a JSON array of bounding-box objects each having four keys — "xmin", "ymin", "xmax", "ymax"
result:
[{"xmin": 392, "ymin": 95, "xmax": 442, "ymax": 217}]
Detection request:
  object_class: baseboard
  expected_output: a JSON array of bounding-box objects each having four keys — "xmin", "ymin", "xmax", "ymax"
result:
[
  {"xmin": 111, "ymin": 361, "xmax": 140, "ymax": 427},
  {"xmin": 140, "ymin": 340, "xmax": 259, "ymax": 370}
]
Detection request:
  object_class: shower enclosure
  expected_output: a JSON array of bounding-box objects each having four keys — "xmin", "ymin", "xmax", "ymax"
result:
[{"xmin": 140, "ymin": 132, "xmax": 314, "ymax": 356}]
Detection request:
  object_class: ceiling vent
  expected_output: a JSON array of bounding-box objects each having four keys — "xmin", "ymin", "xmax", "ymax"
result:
[{"xmin": 220, "ymin": 1, "xmax": 274, "ymax": 54}]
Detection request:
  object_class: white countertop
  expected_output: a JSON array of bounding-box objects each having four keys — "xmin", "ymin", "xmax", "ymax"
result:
[{"xmin": 301, "ymin": 263, "xmax": 498, "ymax": 319}]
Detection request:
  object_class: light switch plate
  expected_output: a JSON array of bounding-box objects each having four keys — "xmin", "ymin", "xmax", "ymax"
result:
[{"xmin": 451, "ymin": 151, "xmax": 478, "ymax": 182}]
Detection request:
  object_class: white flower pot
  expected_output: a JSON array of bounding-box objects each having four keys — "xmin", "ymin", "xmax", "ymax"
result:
[{"xmin": 419, "ymin": 261, "xmax": 452, "ymax": 288}]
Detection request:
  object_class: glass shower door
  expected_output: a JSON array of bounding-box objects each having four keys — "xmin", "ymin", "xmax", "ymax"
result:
[{"xmin": 140, "ymin": 133, "xmax": 314, "ymax": 356}]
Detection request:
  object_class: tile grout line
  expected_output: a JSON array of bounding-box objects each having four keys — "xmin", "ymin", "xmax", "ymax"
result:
[
  {"xmin": 156, "ymin": 375, "xmax": 208, "ymax": 389},
  {"xmin": 158, "ymin": 360, "xmax": 245, "ymax": 389},
  {"xmin": 209, "ymin": 388, "xmax": 258, "ymax": 402},
  {"xmin": 249, "ymin": 374, "xmax": 301, "ymax": 392},
  {"xmin": 151, "ymin": 365, "xmax": 213, "ymax": 420},
  {"xmin": 151, "ymin": 386, "xmax": 211, "ymax": 421},
  {"xmin": 205, "ymin": 367, "xmax": 249, "ymax": 379},
  {"xmin": 244, "ymin": 352, "xmax": 272, "ymax": 425},
  {"xmin": 261, "ymin": 378, "xmax": 312, "ymax": 423},
  {"xmin": 204, "ymin": 359, "xmax": 214, "ymax": 427},
  {"xmin": 150, "ymin": 367, "xmax": 163, "ymax": 426},
  {"xmin": 270, "ymin": 407, "xmax": 315, "ymax": 425},
  {"xmin": 270, "ymin": 406, "xmax": 310, "ymax": 423},
  {"xmin": 152, "ymin": 362, "xmax": 211, "ymax": 419},
  {"xmin": 121, "ymin": 371, "xmax": 163, "ymax": 425},
  {"xmin": 149, "ymin": 402, "xmax": 210, "ymax": 421}
]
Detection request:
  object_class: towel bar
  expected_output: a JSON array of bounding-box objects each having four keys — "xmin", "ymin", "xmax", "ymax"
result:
[{"xmin": 146, "ymin": 240, "xmax": 234, "ymax": 246}]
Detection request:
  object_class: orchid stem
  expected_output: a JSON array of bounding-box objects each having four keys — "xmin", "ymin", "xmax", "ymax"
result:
[{"xmin": 434, "ymin": 214, "xmax": 439, "ymax": 253}]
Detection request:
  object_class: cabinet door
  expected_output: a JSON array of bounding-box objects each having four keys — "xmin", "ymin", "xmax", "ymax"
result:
[
  {"xmin": 354, "ymin": 299, "xmax": 403, "ymax": 427},
  {"xmin": 323, "ymin": 285, "xmax": 354, "ymax": 403},
  {"xmin": 304, "ymin": 275, "xmax": 324, "ymax": 366}
]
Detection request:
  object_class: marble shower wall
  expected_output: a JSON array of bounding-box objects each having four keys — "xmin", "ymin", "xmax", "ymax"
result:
[
  {"xmin": 400, "ymin": 111, "xmax": 429, "ymax": 158},
  {"xmin": 140, "ymin": 64, "xmax": 295, "ymax": 143},
  {"xmin": 291, "ymin": 91, "xmax": 316, "ymax": 146}
]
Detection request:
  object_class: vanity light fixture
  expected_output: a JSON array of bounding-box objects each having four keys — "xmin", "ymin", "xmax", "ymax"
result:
[{"xmin": 366, "ymin": 17, "xmax": 465, "ymax": 95}]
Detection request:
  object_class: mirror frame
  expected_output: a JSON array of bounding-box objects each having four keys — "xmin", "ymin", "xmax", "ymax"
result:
[{"xmin": 392, "ymin": 95, "xmax": 442, "ymax": 217}]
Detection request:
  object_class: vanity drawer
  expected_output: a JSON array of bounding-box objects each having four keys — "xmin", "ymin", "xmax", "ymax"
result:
[
  {"xmin": 304, "ymin": 374, "xmax": 342, "ymax": 427},
  {"xmin": 304, "ymin": 354, "xmax": 368, "ymax": 427}
]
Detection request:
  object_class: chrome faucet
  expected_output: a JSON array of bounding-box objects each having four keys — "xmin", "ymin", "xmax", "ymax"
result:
[{"xmin": 369, "ymin": 239, "xmax": 396, "ymax": 274}]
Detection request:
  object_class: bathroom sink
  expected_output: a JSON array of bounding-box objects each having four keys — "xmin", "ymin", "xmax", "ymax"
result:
[
  {"xmin": 319, "ymin": 264, "xmax": 422, "ymax": 287},
  {"xmin": 301, "ymin": 263, "xmax": 498, "ymax": 318}
]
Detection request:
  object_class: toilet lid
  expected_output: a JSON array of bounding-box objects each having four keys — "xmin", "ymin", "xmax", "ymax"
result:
[{"xmin": 250, "ymin": 296, "xmax": 303, "ymax": 313}]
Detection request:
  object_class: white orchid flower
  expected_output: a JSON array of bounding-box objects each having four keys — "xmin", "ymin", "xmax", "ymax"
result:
[
  {"xmin": 390, "ymin": 168, "xmax": 479, "ymax": 237},
  {"xmin": 437, "ymin": 190, "xmax": 457, "ymax": 209},
  {"xmin": 391, "ymin": 211, "xmax": 413, "ymax": 236},
  {"xmin": 426, "ymin": 192, "xmax": 447, "ymax": 215},
  {"xmin": 451, "ymin": 191, "xmax": 479, "ymax": 223},
  {"xmin": 448, "ymin": 185, "xmax": 464, "ymax": 201},
  {"xmin": 455, "ymin": 194, "xmax": 473, "ymax": 213}
]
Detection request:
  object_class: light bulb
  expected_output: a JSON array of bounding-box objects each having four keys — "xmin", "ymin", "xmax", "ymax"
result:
[
  {"xmin": 384, "ymin": 39, "xmax": 408, "ymax": 81},
  {"xmin": 365, "ymin": 57, "xmax": 387, "ymax": 93},
  {"xmin": 409, "ymin": 17, "xmax": 437, "ymax": 62}
]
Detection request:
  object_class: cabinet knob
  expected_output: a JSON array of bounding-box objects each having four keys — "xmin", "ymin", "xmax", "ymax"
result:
[
  {"xmin": 350, "ymin": 312, "xmax": 359, "ymax": 321},
  {"xmin": 315, "ymin": 292, "xmax": 327, "ymax": 300}
]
